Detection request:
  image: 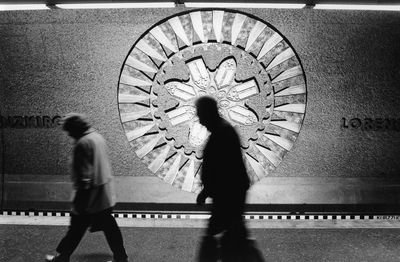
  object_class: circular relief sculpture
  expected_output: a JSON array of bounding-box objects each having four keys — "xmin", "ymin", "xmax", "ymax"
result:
[{"xmin": 118, "ymin": 9, "xmax": 307, "ymax": 193}]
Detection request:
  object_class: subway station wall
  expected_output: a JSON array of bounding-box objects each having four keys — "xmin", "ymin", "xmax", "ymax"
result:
[{"xmin": 0, "ymin": 8, "xmax": 400, "ymax": 210}]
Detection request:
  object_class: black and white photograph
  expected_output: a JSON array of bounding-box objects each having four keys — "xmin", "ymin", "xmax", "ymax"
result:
[{"xmin": 0, "ymin": 1, "xmax": 400, "ymax": 261}]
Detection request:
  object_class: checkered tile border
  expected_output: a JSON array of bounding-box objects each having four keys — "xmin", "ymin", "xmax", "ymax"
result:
[{"xmin": 1, "ymin": 211, "xmax": 398, "ymax": 220}]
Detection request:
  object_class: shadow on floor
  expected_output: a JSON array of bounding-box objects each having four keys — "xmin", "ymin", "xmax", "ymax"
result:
[{"xmin": 74, "ymin": 253, "xmax": 112, "ymax": 262}]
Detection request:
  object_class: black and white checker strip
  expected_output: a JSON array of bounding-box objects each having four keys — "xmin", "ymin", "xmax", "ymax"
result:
[
  {"xmin": 1, "ymin": 211, "xmax": 398, "ymax": 220},
  {"xmin": 244, "ymin": 214, "xmax": 379, "ymax": 220},
  {"xmin": 2, "ymin": 211, "xmax": 70, "ymax": 217}
]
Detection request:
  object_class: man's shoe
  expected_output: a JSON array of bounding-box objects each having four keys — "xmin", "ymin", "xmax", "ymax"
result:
[{"xmin": 45, "ymin": 254, "xmax": 70, "ymax": 262}]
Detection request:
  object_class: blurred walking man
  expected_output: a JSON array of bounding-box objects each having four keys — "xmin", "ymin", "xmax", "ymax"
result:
[
  {"xmin": 45, "ymin": 113, "xmax": 128, "ymax": 262},
  {"xmin": 195, "ymin": 96, "xmax": 251, "ymax": 262}
]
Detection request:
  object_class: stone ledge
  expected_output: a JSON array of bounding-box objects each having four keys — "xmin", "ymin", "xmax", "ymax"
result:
[{"xmin": 3, "ymin": 175, "xmax": 400, "ymax": 207}]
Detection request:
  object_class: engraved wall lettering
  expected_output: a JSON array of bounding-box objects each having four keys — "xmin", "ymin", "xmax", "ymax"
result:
[
  {"xmin": 341, "ymin": 117, "xmax": 400, "ymax": 131},
  {"xmin": 0, "ymin": 115, "xmax": 62, "ymax": 129}
]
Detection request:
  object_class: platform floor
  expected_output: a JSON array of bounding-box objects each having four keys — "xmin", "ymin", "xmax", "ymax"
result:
[{"xmin": 1, "ymin": 216, "xmax": 400, "ymax": 262}]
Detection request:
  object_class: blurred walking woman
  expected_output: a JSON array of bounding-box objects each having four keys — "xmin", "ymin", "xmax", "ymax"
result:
[{"xmin": 45, "ymin": 113, "xmax": 128, "ymax": 262}]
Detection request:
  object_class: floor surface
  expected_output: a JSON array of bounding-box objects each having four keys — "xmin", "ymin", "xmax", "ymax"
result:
[{"xmin": 1, "ymin": 219, "xmax": 400, "ymax": 262}]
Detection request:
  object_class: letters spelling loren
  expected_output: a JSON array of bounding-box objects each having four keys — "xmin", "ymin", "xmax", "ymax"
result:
[
  {"xmin": 0, "ymin": 115, "xmax": 62, "ymax": 129},
  {"xmin": 341, "ymin": 117, "xmax": 400, "ymax": 131}
]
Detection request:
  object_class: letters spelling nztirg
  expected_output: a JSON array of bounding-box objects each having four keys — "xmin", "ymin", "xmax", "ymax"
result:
[
  {"xmin": 341, "ymin": 117, "xmax": 400, "ymax": 131},
  {"xmin": 0, "ymin": 115, "xmax": 62, "ymax": 129}
]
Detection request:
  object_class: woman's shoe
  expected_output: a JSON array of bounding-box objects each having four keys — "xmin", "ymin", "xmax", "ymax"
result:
[{"xmin": 45, "ymin": 254, "xmax": 70, "ymax": 262}]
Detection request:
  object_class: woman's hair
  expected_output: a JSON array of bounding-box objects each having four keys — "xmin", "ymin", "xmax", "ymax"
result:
[{"xmin": 61, "ymin": 113, "xmax": 91, "ymax": 134}]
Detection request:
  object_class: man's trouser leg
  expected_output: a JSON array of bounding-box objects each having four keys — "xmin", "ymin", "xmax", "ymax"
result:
[
  {"xmin": 99, "ymin": 209, "xmax": 128, "ymax": 261},
  {"xmin": 197, "ymin": 204, "xmax": 225, "ymax": 262},
  {"xmin": 220, "ymin": 194, "xmax": 248, "ymax": 262},
  {"xmin": 56, "ymin": 213, "xmax": 90, "ymax": 258}
]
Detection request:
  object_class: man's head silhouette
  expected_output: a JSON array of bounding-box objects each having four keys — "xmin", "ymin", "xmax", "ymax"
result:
[{"xmin": 195, "ymin": 96, "xmax": 221, "ymax": 132}]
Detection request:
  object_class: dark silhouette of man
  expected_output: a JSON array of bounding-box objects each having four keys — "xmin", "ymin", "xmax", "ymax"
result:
[
  {"xmin": 45, "ymin": 113, "xmax": 128, "ymax": 262},
  {"xmin": 195, "ymin": 96, "xmax": 250, "ymax": 262}
]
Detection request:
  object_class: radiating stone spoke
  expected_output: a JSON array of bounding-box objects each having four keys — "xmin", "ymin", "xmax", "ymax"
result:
[
  {"xmin": 118, "ymin": 94, "xmax": 150, "ymax": 104},
  {"xmin": 266, "ymin": 48, "xmax": 295, "ymax": 71},
  {"xmin": 120, "ymin": 74, "xmax": 152, "ymax": 87},
  {"xmin": 190, "ymin": 11, "xmax": 206, "ymax": 43},
  {"xmin": 121, "ymin": 109, "xmax": 151, "ymax": 123},
  {"xmin": 150, "ymin": 26, "xmax": 178, "ymax": 53},
  {"xmin": 227, "ymin": 79, "xmax": 259, "ymax": 101},
  {"xmin": 126, "ymin": 124, "xmax": 155, "ymax": 141},
  {"xmin": 228, "ymin": 105, "xmax": 258, "ymax": 125},
  {"xmin": 246, "ymin": 21, "xmax": 266, "ymax": 51},
  {"xmin": 215, "ymin": 58, "xmax": 236, "ymax": 89},
  {"xmin": 182, "ymin": 160, "xmax": 196, "ymax": 192},
  {"xmin": 231, "ymin": 13, "xmax": 246, "ymax": 45},
  {"xmin": 136, "ymin": 40, "xmax": 167, "ymax": 62},
  {"xmin": 163, "ymin": 154, "xmax": 182, "ymax": 184},
  {"xmin": 168, "ymin": 16, "xmax": 191, "ymax": 46},
  {"xmin": 257, "ymin": 32, "xmax": 283, "ymax": 60},
  {"xmin": 148, "ymin": 145, "xmax": 171, "ymax": 173},
  {"xmin": 125, "ymin": 56, "xmax": 158, "ymax": 73},
  {"xmin": 166, "ymin": 106, "xmax": 196, "ymax": 126},
  {"xmin": 187, "ymin": 58, "xmax": 210, "ymax": 89},
  {"xmin": 213, "ymin": 10, "xmax": 224, "ymax": 43},
  {"xmin": 264, "ymin": 134, "xmax": 293, "ymax": 151},
  {"xmin": 272, "ymin": 66, "xmax": 303, "ymax": 83},
  {"xmin": 275, "ymin": 84, "xmax": 306, "ymax": 97},
  {"xmin": 165, "ymin": 81, "xmax": 197, "ymax": 101},
  {"xmin": 135, "ymin": 134, "xmax": 163, "ymax": 159},
  {"xmin": 255, "ymin": 144, "xmax": 281, "ymax": 167},
  {"xmin": 274, "ymin": 103, "xmax": 306, "ymax": 114},
  {"xmin": 245, "ymin": 153, "xmax": 265, "ymax": 179},
  {"xmin": 270, "ymin": 120, "xmax": 301, "ymax": 133}
]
